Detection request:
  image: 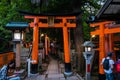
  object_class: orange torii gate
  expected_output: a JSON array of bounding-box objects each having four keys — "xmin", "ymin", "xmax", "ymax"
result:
[
  {"xmin": 90, "ymin": 21, "xmax": 120, "ymax": 76},
  {"xmin": 19, "ymin": 11, "xmax": 80, "ymax": 74},
  {"xmin": 45, "ymin": 34, "xmax": 50, "ymax": 56}
]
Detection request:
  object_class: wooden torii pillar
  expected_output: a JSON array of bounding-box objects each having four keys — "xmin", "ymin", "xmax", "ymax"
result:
[
  {"xmin": 90, "ymin": 21, "xmax": 120, "ymax": 78},
  {"xmin": 45, "ymin": 34, "xmax": 48, "ymax": 56},
  {"xmin": 45, "ymin": 34, "xmax": 50, "ymax": 59},
  {"xmin": 24, "ymin": 15, "xmax": 76, "ymax": 74}
]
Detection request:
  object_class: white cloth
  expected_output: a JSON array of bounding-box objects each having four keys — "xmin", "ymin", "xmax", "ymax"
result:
[{"xmin": 102, "ymin": 57, "xmax": 114, "ymax": 74}]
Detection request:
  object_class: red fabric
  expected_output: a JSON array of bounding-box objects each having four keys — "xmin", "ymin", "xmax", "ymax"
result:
[
  {"xmin": 87, "ymin": 64, "xmax": 90, "ymax": 72},
  {"xmin": 116, "ymin": 64, "xmax": 120, "ymax": 72}
]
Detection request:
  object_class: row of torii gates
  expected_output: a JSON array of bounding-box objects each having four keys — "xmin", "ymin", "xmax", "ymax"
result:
[
  {"xmin": 7, "ymin": 11, "xmax": 120, "ymax": 76},
  {"xmin": 90, "ymin": 21, "xmax": 120, "ymax": 76},
  {"xmin": 22, "ymin": 11, "xmax": 120, "ymax": 76},
  {"xmin": 20, "ymin": 11, "xmax": 79, "ymax": 75}
]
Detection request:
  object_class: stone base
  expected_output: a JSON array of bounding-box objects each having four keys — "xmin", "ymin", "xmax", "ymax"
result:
[{"xmin": 64, "ymin": 71, "xmax": 73, "ymax": 76}]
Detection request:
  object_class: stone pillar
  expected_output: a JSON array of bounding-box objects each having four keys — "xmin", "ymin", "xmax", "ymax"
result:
[{"xmin": 16, "ymin": 43, "xmax": 21, "ymax": 70}]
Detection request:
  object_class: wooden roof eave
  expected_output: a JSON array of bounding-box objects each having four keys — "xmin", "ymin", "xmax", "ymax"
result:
[
  {"xmin": 95, "ymin": 0, "xmax": 113, "ymax": 19},
  {"xmin": 18, "ymin": 10, "xmax": 82, "ymax": 17}
]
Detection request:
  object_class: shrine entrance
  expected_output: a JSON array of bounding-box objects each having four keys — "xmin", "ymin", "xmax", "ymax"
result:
[
  {"xmin": 19, "ymin": 11, "xmax": 80, "ymax": 75},
  {"xmin": 90, "ymin": 21, "xmax": 120, "ymax": 77}
]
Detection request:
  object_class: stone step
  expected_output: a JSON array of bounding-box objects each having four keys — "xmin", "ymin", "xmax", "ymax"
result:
[
  {"xmin": 47, "ymin": 74, "xmax": 64, "ymax": 78},
  {"xmin": 25, "ymin": 74, "xmax": 45, "ymax": 80}
]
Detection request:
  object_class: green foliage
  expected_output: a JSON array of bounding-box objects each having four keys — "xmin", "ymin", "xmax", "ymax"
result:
[
  {"xmin": 26, "ymin": 29, "xmax": 33, "ymax": 43},
  {"xmin": 0, "ymin": 0, "xmax": 32, "ymax": 52},
  {"xmin": 0, "ymin": 0, "xmax": 33, "ymax": 25},
  {"xmin": 0, "ymin": 26, "xmax": 12, "ymax": 52},
  {"xmin": 83, "ymin": 22, "xmax": 90, "ymax": 40},
  {"xmin": 0, "ymin": 26, "xmax": 11, "ymax": 39},
  {"xmin": 43, "ymin": 0, "xmax": 104, "ymax": 41}
]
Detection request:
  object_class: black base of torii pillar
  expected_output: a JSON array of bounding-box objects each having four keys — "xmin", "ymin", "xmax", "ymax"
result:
[
  {"xmin": 31, "ymin": 64, "xmax": 38, "ymax": 74},
  {"xmin": 64, "ymin": 63, "xmax": 72, "ymax": 76}
]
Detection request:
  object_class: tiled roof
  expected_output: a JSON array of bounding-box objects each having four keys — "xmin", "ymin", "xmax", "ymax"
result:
[{"xmin": 96, "ymin": 0, "xmax": 120, "ymax": 21}]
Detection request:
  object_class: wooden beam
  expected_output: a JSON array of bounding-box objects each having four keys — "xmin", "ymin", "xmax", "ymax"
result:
[
  {"xmin": 104, "ymin": 27, "xmax": 120, "ymax": 34},
  {"xmin": 90, "ymin": 30, "xmax": 100, "ymax": 35},
  {"xmin": 25, "ymin": 16, "xmax": 47, "ymax": 19},
  {"xmin": 55, "ymin": 16, "xmax": 76, "ymax": 19},
  {"xmin": 25, "ymin": 16, "xmax": 76, "ymax": 28},
  {"xmin": 25, "ymin": 16, "xmax": 76, "ymax": 19},
  {"xmin": 90, "ymin": 21, "xmax": 112, "ymax": 27},
  {"xmin": 66, "ymin": 23, "xmax": 76, "ymax": 27},
  {"xmin": 106, "ymin": 24, "xmax": 120, "ymax": 28},
  {"xmin": 29, "ymin": 22, "xmax": 76, "ymax": 28},
  {"xmin": 91, "ymin": 27, "xmax": 120, "ymax": 35}
]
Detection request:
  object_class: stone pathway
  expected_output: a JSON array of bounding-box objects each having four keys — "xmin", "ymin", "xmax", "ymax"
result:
[
  {"xmin": 44, "ymin": 58, "xmax": 65, "ymax": 80},
  {"xmin": 25, "ymin": 58, "xmax": 81, "ymax": 80}
]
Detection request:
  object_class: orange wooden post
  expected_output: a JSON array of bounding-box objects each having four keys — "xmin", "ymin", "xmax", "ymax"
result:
[
  {"xmin": 47, "ymin": 37, "xmax": 50, "ymax": 52},
  {"xmin": 105, "ymin": 34, "xmax": 109, "ymax": 55},
  {"xmin": 109, "ymin": 34, "xmax": 113, "ymax": 52},
  {"xmin": 63, "ymin": 27, "xmax": 70, "ymax": 63},
  {"xmin": 109, "ymin": 34, "xmax": 116, "ymax": 61},
  {"xmin": 45, "ymin": 35, "xmax": 48, "ymax": 56},
  {"xmin": 31, "ymin": 17, "xmax": 39, "ymax": 74},
  {"xmin": 99, "ymin": 24, "xmax": 105, "ymax": 75},
  {"xmin": 45, "ymin": 34, "xmax": 49, "ymax": 61},
  {"xmin": 62, "ymin": 18, "xmax": 72, "ymax": 75}
]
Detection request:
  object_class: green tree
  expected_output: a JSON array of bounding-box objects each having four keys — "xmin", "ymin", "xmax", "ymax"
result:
[{"xmin": 0, "ymin": 0, "xmax": 32, "ymax": 51}]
